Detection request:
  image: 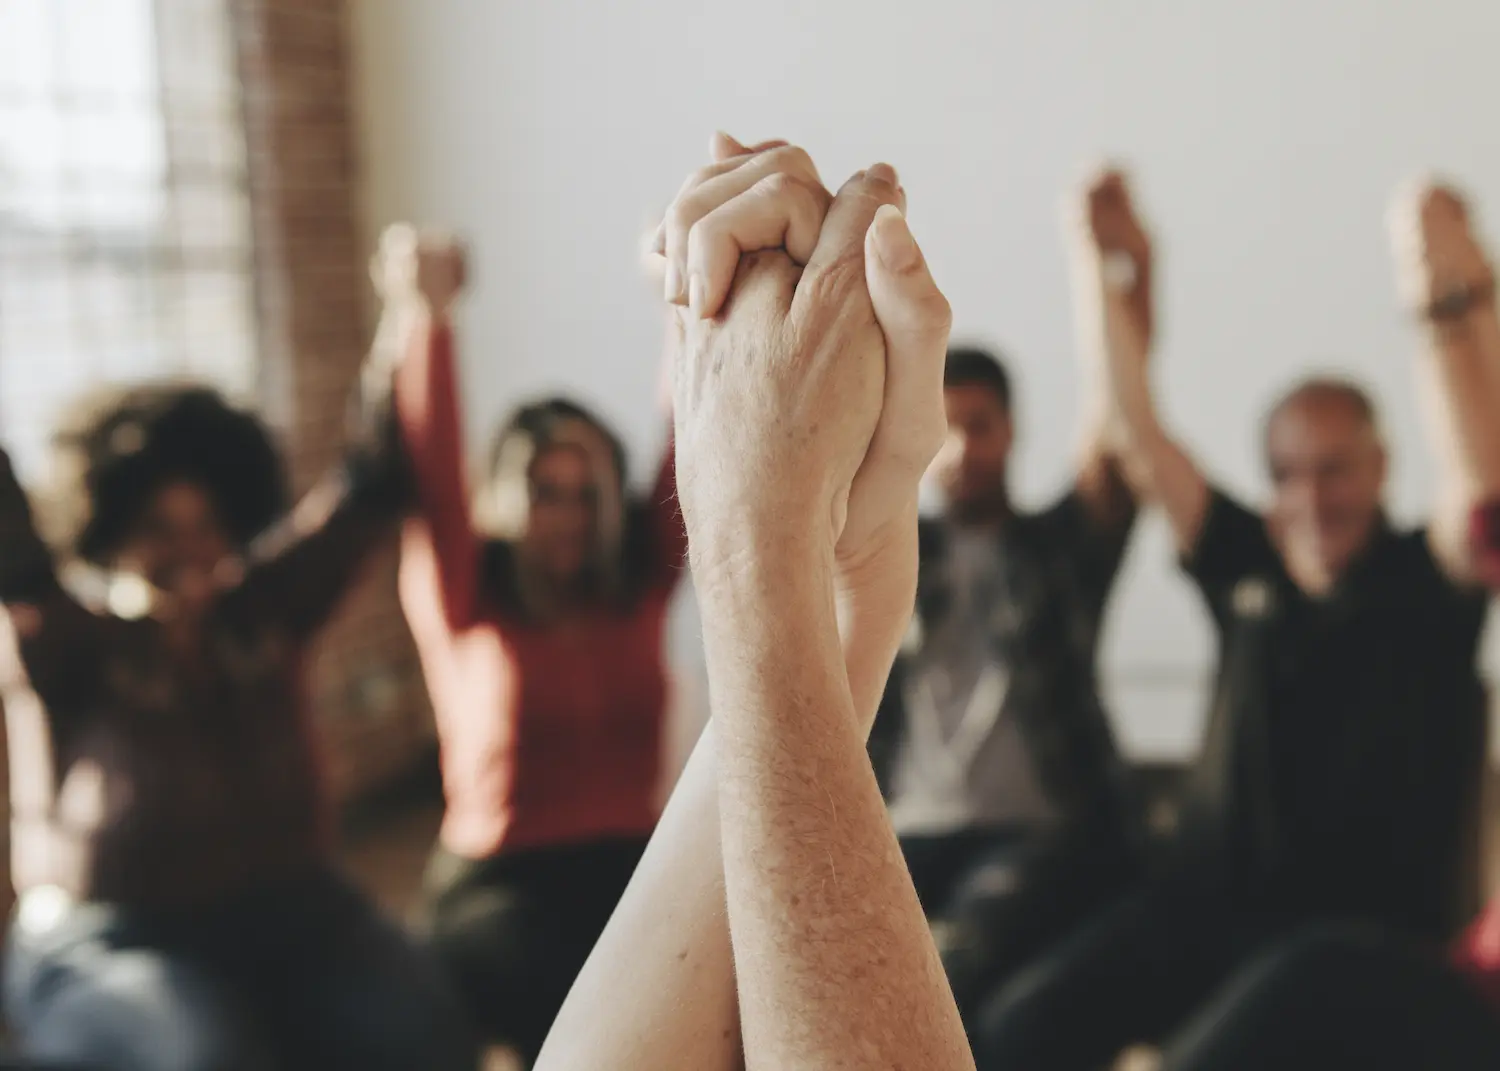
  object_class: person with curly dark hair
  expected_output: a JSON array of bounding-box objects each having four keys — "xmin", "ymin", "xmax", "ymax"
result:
[
  {"xmin": 0, "ymin": 239, "xmax": 477, "ymax": 1071},
  {"xmin": 385, "ymin": 221, "xmax": 687, "ymax": 1063}
]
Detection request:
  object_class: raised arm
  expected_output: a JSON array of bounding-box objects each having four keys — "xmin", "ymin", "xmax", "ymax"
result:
[
  {"xmin": 536, "ymin": 137, "xmax": 824, "ymax": 1070},
  {"xmin": 1389, "ymin": 182, "xmax": 1500, "ymax": 586},
  {"xmin": 0, "ymin": 449, "xmax": 101, "ymax": 695},
  {"xmin": 375, "ymin": 229, "xmax": 484, "ymax": 636},
  {"xmin": 233, "ymin": 235, "xmax": 459, "ymax": 638},
  {"xmin": 686, "ymin": 164, "xmax": 965, "ymax": 1069},
  {"xmin": 1070, "ymin": 180, "xmax": 1139, "ymax": 538},
  {"xmin": 537, "ymin": 138, "xmax": 963, "ymax": 1071},
  {"xmin": 1072, "ymin": 170, "xmax": 1210, "ymax": 556}
]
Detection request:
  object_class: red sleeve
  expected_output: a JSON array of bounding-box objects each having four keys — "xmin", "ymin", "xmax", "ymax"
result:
[
  {"xmin": 644, "ymin": 434, "xmax": 687, "ymax": 593},
  {"xmin": 394, "ymin": 320, "xmax": 482, "ymax": 630},
  {"xmin": 1453, "ymin": 898, "xmax": 1500, "ymax": 1014},
  {"xmin": 1469, "ymin": 497, "xmax": 1500, "ymax": 591}
]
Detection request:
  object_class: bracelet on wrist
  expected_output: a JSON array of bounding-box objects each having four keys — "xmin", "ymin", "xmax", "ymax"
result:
[{"xmin": 1420, "ymin": 275, "xmax": 1496, "ymax": 325}]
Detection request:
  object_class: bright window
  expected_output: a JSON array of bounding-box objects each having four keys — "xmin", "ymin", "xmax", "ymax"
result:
[{"xmin": 0, "ymin": 0, "xmax": 257, "ymax": 480}]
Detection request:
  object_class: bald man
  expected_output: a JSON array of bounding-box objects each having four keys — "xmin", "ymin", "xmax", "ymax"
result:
[{"xmin": 975, "ymin": 176, "xmax": 1500, "ymax": 1070}]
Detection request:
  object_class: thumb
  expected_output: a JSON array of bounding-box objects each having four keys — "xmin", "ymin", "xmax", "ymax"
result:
[{"xmin": 864, "ymin": 204, "xmax": 952, "ymax": 470}]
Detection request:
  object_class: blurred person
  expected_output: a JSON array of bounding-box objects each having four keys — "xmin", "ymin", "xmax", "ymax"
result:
[
  {"xmin": 865, "ymin": 336, "xmax": 1140, "ymax": 1025},
  {"xmin": 386, "ymin": 224, "xmax": 686, "ymax": 1063},
  {"xmin": 1106, "ymin": 180, "xmax": 1500, "ymax": 1071},
  {"xmin": 975, "ymin": 172, "xmax": 1500, "ymax": 1070},
  {"xmin": 533, "ymin": 134, "xmax": 969, "ymax": 1071},
  {"xmin": 1148, "ymin": 922, "xmax": 1500, "ymax": 1071},
  {"xmin": 0, "ymin": 245, "xmax": 476, "ymax": 1070}
]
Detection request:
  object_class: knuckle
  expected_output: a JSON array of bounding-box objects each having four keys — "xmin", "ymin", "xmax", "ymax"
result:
[
  {"xmin": 664, "ymin": 200, "xmax": 696, "ymax": 245},
  {"xmin": 684, "ymin": 216, "xmax": 722, "ymax": 261},
  {"xmin": 757, "ymin": 170, "xmax": 795, "ymax": 197},
  {"xmin": 767, "ymin": 145, "xmax": 816, "ymax": 180},
  {"xmin": 688, "ymin": 162, "xmax": 722, "ymax": 190},
  {"xmin": 750, "ymin": 171, "xmax": 798, "ymax": 204},
  {"xmin": 803, "ymin": 252, "xmax": 865, "ymax": 308},
  {"xmin": 927, "ymin": 290, "xmax": 955, "ymax": 334}
]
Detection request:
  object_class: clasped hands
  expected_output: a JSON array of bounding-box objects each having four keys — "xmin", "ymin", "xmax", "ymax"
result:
[{"xmin": 649, "ymin": 133, "xmax": 952, "ymax": 619}]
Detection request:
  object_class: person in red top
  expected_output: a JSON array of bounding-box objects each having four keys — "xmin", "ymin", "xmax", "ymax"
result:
[{"xmin": 386, "ymin": 226, "xmax": 687, "ymax": 1062}]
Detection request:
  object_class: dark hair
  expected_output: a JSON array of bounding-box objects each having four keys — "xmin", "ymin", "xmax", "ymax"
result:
[
  {"xmin": 1262, "ymin": 376, "xmax": 1381, "ymax": 461},
  {"xmin": 479, "ymin": 396, "xmax": 650, "ymax": 615},
  {"xmin": 47, "ymin": 383, "xmax": 288, "ymax": 565},
  {"xmin": 944, "ymin": 346, "xmax": 1013, "ymax": 411}
]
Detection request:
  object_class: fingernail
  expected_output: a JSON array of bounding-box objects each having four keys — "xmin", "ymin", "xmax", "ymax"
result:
[
  {"xmin": 688, "ymin": 273, "xmax": 707, "ymax": 318},
  {"xmin": 664, "ymin": 260, "xmax": 685, "ymax": 304},
  {"xmin": 871, "ymin": 204, "xmax": 919, "ymax": 272},
  {"xmin": 868, "ymin": 162, "xmax": 899, "ymax": 187}
]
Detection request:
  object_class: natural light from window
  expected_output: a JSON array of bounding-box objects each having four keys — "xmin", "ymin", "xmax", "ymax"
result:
[{"xmin": 0, "ymin": 0, "xmax": 257, "ymax": 481}]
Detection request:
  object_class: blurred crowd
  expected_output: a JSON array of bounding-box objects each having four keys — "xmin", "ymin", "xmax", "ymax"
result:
[{"xmin": 2, "ymin": 143, "xmax": 1500, "ymax": 1071}]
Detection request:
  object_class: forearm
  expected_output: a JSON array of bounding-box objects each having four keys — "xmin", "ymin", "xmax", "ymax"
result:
[
  {"xmin": 389, "ymin": 308, "xmax": 482, "ymax": 620},
  {"xmin": 330, "ymin": 302, "xmax": 432, "ymax": 517},
  {"xmin": 1073, "ymin": 332, "xmax": 1140, "ymax": 531},
  {"xmin": 698, "ymin": 531, "xmax": 971, "ymax": 1071},
  {"xmin": 1420, "ymin": 309, "xmax": 1500, "ymax": 503},
  {"xmin": 235, "ymin": 309, "xmax": 420, "ymax": 633},
  {"xmin": 535, "ymin": 732, "xmax": 742, "ymax": 1071},
  {"xmin": 1092, "ymin": 287, "xmax": 1207, "ymax": 552},
  {"xmin": 538, "ymin": 525, "xmax": 916, "ymax": 1071},
  {"xmin": 0, "ymin": 449, "xmax": 60, "ymax": 602},
  {"xmin": 835, "ymin": 503, "xmax": 919, "ymax": 721}
]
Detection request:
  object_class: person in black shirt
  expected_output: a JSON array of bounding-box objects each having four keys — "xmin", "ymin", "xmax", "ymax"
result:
[
  {"xmin": 976, "ymin": 172, "xmax": 1500, "ymax": 1071},
  {"xmin": 867, "ymin": 342, "xmax": 1141, "ymax": 1030}
]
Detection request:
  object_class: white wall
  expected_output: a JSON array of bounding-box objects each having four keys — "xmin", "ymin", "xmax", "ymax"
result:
[{"xmin": 351, "ymin": 0, "xmax": 1500, "ymax": 760}]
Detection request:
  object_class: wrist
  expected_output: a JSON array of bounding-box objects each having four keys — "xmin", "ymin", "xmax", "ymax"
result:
[
  {"xmin": 834, "ymin": 505, "xmax": 920, "ymax": 728},
  {"xmin": 377, "ymin": 301, "xmax": 432, "ymax": 342},
  {"xmin": 691, "ymin": 521, "xmax": 834, "ymax": 610},
  {"xmin": 1416, "ymin": 271, "xmax": 1495, "ymax": 325}
]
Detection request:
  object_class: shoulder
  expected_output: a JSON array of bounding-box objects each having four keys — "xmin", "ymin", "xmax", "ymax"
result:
[
  {"xmin": 1378, "ymin": 524, "xmax": 1466, "ymax": 590},
  {"xmin": 1385, "ymin": 523, "xmax": 1489, "ymax": 598},
  {"xmin": 1181, "ymin": 487, "xmax": 1276, "ymax": 575},
  {"xmin": 1371, "ymin": 524, "xmax": 1489, "ymax": 632}
]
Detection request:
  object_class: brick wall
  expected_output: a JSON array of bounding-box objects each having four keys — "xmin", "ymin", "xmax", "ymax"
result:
[{"xmin": 233, "ymin": 0, "xmax": 435, "ymax": 802}]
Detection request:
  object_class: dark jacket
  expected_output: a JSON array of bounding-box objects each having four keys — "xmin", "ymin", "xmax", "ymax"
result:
[{"xmin": 869, "ymin": 489, "xmax": 1140, "ymax": 851}]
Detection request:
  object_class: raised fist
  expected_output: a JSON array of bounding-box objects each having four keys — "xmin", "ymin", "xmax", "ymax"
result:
[{"xmin": 371, "ymin": 223, "xmax": 467, "ymax": 315}]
